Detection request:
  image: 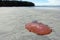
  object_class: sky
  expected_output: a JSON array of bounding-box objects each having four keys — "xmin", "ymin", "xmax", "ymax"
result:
[{"xmin": 22, "ymin": 0, "xmax": 60, "ymax": 6}]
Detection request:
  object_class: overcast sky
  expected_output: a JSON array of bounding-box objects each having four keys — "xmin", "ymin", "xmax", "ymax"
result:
[{"xmin": 22, "ymin": 0, "xmax": 60, "ymax": 6}]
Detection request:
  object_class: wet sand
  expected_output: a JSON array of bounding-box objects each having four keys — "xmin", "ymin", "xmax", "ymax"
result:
[{"xmin": 0, "ymin": 7, "xmax": 60, "ymax": 40}]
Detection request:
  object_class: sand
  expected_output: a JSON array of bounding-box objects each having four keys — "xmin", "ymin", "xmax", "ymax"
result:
[{"xmin": 0, "ymin": 7, "xmax": 60, "ymax": 40}]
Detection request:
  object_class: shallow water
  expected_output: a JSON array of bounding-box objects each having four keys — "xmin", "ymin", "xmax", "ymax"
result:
[{"xmin": 0, "ymin": 7, "xmax": 60, "ymax": 40}]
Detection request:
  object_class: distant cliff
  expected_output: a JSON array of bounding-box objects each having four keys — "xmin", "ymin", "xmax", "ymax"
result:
[{"xmin": 0, "ymin": 1, "xmax": 35, "ymax": 7}]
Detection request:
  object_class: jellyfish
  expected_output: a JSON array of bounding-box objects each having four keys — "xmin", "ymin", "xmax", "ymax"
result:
[{"xmin": 25, "ymin": 21, "xmax": 52, "ymax": 35}]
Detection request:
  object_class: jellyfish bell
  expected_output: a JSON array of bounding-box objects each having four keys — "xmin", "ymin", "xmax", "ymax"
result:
[{"xmin": 25, "ymin": 21, "xmax": 52, "ymax": 35}]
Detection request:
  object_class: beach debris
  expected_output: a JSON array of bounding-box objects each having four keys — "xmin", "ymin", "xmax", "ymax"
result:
[{"xmin": 25, "ymin": 21, "xmax": 52, "ymax": 35}]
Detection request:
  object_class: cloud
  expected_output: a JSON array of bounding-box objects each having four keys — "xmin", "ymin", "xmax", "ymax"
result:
[
  {"xmin": 48, "ymin": 0, "xmax": 60, "ymax": 5},
  {"xmin": 35, "ymin": 0, "xmax": 60, "ymax": 6}
]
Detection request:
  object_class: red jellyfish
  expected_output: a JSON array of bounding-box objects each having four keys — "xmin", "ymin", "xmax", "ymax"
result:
[{"xmin": 25, "ymin": 21, "xmax": 52, "ymax": 35}]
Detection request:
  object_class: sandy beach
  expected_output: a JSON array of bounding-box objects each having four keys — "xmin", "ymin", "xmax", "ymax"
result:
[{"xmin": 0, "ymin": 7, "xmax": 60, "ymax": 40}]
